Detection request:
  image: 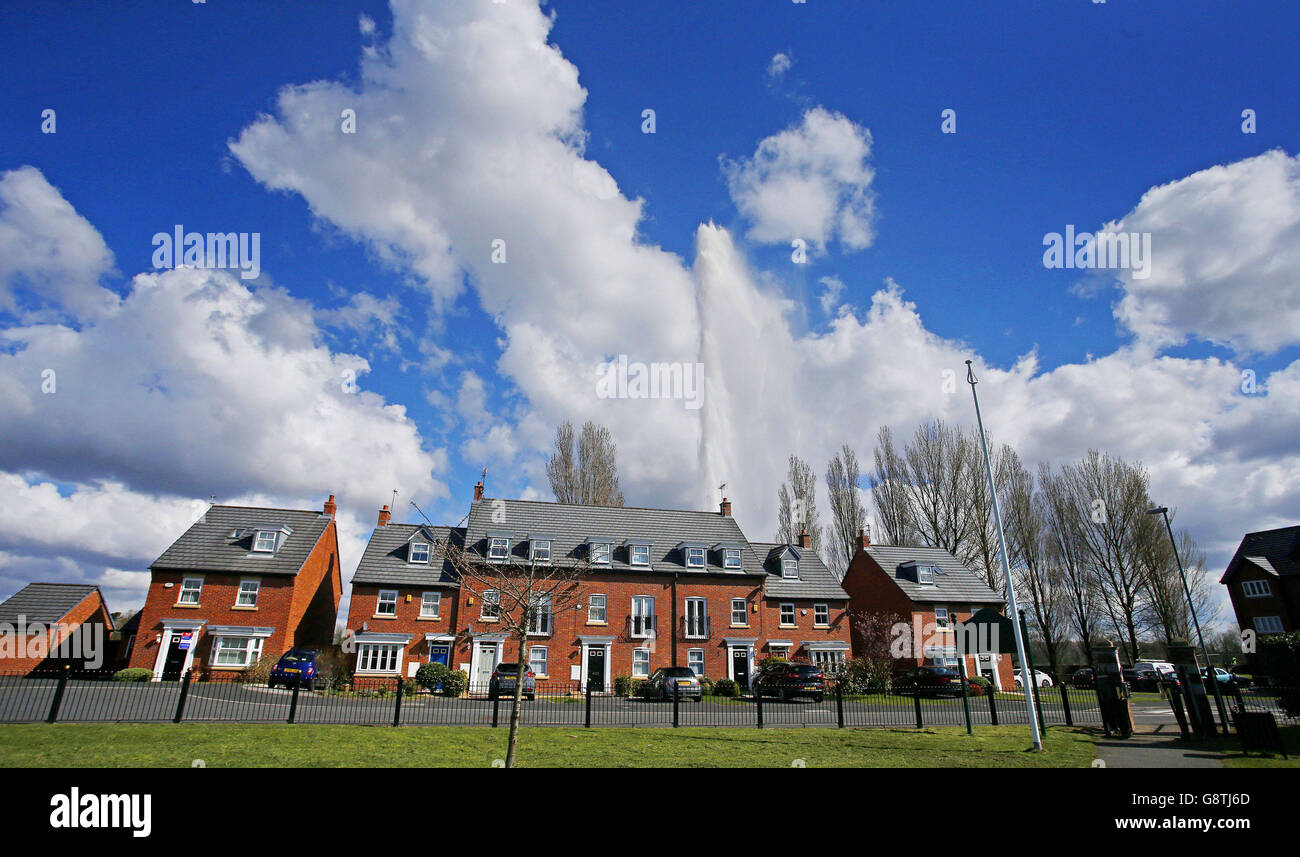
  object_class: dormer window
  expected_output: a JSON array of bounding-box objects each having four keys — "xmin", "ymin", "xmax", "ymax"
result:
[
  {"xmin": 253, "ymin": 530, "xmax": 278, "ymax": 553},
  {"xmin": 488, "ymin": 536, "xmax": 510, "ymax": 562},
  {"xmin": 531, "ymin": 539, "xmax": 552, "ymax": 564},
  {"xmin": 410, "ymin": 541, "xmax": 430, "ymax": 564},
  {"xmin": 723, "ymin": 548, "xmax": 742, "ymax": 570},
  {"xmin": 781, "ymin": 556, "xmax": 799, "ymax": 579},
  {"xmin": 630, "ymin": 544, "xmax": 650, "ymax": 566},
  {"xmin": 918, "ymin": 565, "xmax": 935, "ymax": 585},
  {"xmin": 589, "ymin": 542, "xmax": 611, "ymax": 565},
  {"xmin": 686, "ymin": 547, "xmax": 706, "ymax": 568}
]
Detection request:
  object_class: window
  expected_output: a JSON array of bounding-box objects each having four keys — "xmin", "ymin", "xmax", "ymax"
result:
[
  {"xmin": 814, "ymin": 604, "xmax": 829, "ymax": 627},
  {"xmin": 730, "ymin": 598, "xmax": 748, "ymax": 626},
  {"xmin": 481, "ymin": 590, "xmax": 500, "ymax": 620},
  {"xmin": 630, "ymin": 544, "xmax": 650, "ymax": 566},
  {"xmin": 588, "ymin": 594, "xmax": 607, "ymax": 623},
  {"xmin": 410, "ymin": 541, "xmax": 430, "ymax": 564},
  {"xmin": 1256, "ymin": 616, "xmax": 1284, "ymax": 634},
  {"xmin": 723, "ymin": 548, "xmax": 742, "ymax": 569},
  {"xmin": 531, "ymin": 539, "xmax": 552, "ymax": 564},
  {"xmin": 590, "ymin": 542, "xmax": 611, "ymax": 565},
  {"xmin": 918, "ymin": 565, "xmax": 935, "ymax": 585},
  {"xmin": 811, "ymin": 649, "xmax": 846, "ymax": 672},
  {"xmin": 685, "ymin": 547, "xmax": 705, "ymax": 568},
  {"xmin": 529, "ymin": 646, "xmax": 548, "ymax": 677},
  {"xmin": 1243, "ymin": 580, "xmax": 1271, "ymax": 598},
  {"xmin": 375, "ymin": 590, "xmax": 398, "ymax": 617},
  {"xmin": 933, "ymin": 606, "xmax": 950, "ymax": 630},
  {"xmin": 212, "ymin": 635, "xmax": 264, "ymax": 668},
  {"xmin": 252, "ymin": 530, "xmax": 278, "ymax": 553},
  {"xmin": 781, "ymin": 557, "xmax": 799, "ymax": 579},
  {"xmin": 235, "ymin": 579, "xmax": 260, "ymax": 608},
  {"xmin": 687, "ymin": 649, "xmax": 705, "ymax": 678},
  {"xmin": 528, "ymin": 597, "xmax": 552, "ymax": 635},
  {"xmin": 177, "ymin": 577, "xmax": 203, "ymax": 605},
  {"xmin": 420, "ymin": 591, "xmax": 441, "ymax": 619},
  {"xmin": 780, "ymin": 603, "xmax": 795, "ymax": 626},
  {"xmin": 488, "ymin": 537, "xmax": 510, "ymax": 562},
  {"xmin": 632, "ymin": 648, "xmax": 650, "ymax": 677},
  {"xmin": 684, "ymin": 597, "xmax": 707, "ymax": 638},
  {"xmin": 631, "ymin": 596, "xmax": 655, "ymax": 638},
  {"xmin": 356, "ymin": 643, "xmax": 402, "ymax": 673},
  {"xmin": 769, "ymin": 645, "xmax": 790, "ymax": 661}
]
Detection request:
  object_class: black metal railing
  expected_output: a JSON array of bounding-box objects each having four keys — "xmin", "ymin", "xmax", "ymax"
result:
[
  {"xmin": 681, "ymin": 615, "xmax": 710, "ymax": 640},
  {"xmin": 625, "ymin": 615, "xmax": 656, "ymax": 639}
]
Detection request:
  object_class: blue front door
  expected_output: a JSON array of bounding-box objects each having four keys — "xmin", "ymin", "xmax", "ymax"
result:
[{"xmin": 429, "ymin": 644, "xmax": 450, "ymax": 666}]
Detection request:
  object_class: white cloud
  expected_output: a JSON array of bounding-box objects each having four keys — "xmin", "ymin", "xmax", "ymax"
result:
[
  {"xmin": 1110, "ymin": 149, "xmax": 1300, "ymax": 355},
  {"xmin": 818, "ymin": 275, "xmax": 846, "ymax": 316},
  {"xmin": 766, "ymin": 52, "xmax": 792, "ymax": 80},
  {"xmin": 359, "ymin": 13, "xmax": 376, "ymax": 36},
  {"xmin": 722, "ymin": 107, "xmax": 877, "ymax": 254}
]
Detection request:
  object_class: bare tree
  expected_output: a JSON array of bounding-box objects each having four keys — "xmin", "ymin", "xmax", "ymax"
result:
[
  {"xmin": 776, "ymin": 455, "xmax": 823, "ymax": 549},
  {"xmin": 900, "ymin": 420, "xmax": 978, "ymax": 568},
  {"xmin": 440, "ymin": 538, "xmax": 588, "ymax": 768},
  {"xmin": 1003, "ymin": 450, "xmax": 1068, "ymax": 679},
  {"xmin": 1039, "ymin": 462, "xmax": 1102, "ymax": 668},
  {"xmin": 867, "ymin": 425, "xmax": 914, "ymax": 545},
  {"xmin": 964, "ymin": 428, "xmax": 1015, "ymax": 592},
  {"xmin": 546, "ymin": 420, "xmax": 625, "ymax": 506},
  {"xmin": 1141, "ymin": 523, "xmax": 1216, "ymax": 649},
  {"xmin": 825, "ymin": 443, "xmax": 867, "ymax": 577}
]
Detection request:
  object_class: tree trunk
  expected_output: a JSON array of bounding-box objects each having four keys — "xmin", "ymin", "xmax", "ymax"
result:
[{"xmin": 505, "ymin": 628, "xmax": 527, "ymax": 768}]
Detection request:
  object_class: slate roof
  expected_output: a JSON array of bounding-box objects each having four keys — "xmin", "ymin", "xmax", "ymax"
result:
[
  {"xmin": 351, "ymin": 524, "xmax": 463, "ymax": 588},
  {"xmin": 462, "ymin": 498, "xmax": 767, "ymax": 579},
  {"xmin": 751, "ymin": 542, "xmax": 849, "ymax": 600},
  {"xmin": 862, "ymin": 545, "xmax": 1005, "ymax": 605},
  {"xmin": 1220, "ymin": 525, "xmax": 1300, "ymax": 583},
  {"xmin": 0, "ymin": 583, "xmax": 102, "ymax": 625},
  {"xmin": 150, "ymin": 505, "xmax": 332, "ymax": 577}
]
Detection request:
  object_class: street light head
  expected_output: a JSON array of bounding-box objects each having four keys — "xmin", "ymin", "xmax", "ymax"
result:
[{"xmin": 1146, "ymin": 507, "xmax": 1168, "ymax": 516}]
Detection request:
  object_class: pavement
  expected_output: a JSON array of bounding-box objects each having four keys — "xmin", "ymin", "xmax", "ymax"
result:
[{"xmin": 1094, "ymin": 723, "xmax": 1229, "ymax": 768}]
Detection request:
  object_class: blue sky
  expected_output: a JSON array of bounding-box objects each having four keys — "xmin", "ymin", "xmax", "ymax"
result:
[{"xmin": 2, "ymin": 0, "xmax": 1298, "ymax": 622}]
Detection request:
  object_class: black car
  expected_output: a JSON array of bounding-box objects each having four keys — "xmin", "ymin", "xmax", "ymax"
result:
[
  {"xmin": 892, "ymin": 666, "xmax": 969, "ymax": 697},
  {"xmin": 753, "ymin": 663, "xmax": 826, "ymax": 702},
  {"xmin": 1071, "ymin": 668, "xmax": 1096, "ymax": 689}
]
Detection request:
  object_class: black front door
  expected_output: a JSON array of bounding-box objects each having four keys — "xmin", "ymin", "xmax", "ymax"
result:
[
  {"xmin": 731, "ymin": 648, "xmax": 750, "ymax": 691},
  {"xmin": 586, "ymin": 647, "xmax": 605, "ymax": 691},
  {"xmin": 161, "ymin": 632, "xmax": 187, "ymax": 681}
]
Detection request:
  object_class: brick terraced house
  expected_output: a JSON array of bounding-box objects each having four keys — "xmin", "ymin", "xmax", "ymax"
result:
[
  {"xmin": 128, "ymin": 496, "xmax": 343, "ymax": 680},
  {"xmin": 0, "ymin": 583, "xmax": 114, "ymax": 673}
]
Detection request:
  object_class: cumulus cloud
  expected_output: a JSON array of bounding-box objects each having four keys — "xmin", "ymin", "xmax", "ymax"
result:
[
  {"xmin": 722, "ymin": 107, "xmax": 877, "ymax": 254},
  {"xmin": 1110, "ymin": 149, "xmax": 1300, "ymax": 355}
]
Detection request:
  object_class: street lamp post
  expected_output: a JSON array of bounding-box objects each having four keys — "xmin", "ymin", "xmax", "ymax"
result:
[
  {"xmin": 965, "ymin": 360, "xmax": 1043, "ymax": 751},
  {"xmin": 1146, "ymin": 506, "xmax": 1229, "ymax": 736}
]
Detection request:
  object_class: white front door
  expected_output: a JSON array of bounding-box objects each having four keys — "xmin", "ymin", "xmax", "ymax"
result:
[{"xmin": 474, "ymin": 643, "xmax": 499, "ymax": 688}]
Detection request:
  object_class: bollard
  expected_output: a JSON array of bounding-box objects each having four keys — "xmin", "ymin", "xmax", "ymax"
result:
[
  {"xmin": 673, "ymin": 682, "xmax": 680, "ymax": 728},
  {"xmin": 836, "ymin": 680, "xmax": 845, "ymax": 729},
  {"xmin": 1059, "ymin": 682, "xmax": 1073, "ymax": 727},
  {"xmin": 46, "ymin": 666, "xmax": 70, "ymax": 724},
  {"xmin": 492, "ymin": 689, "xmax": 500, "ymax": 728},
  {"xmin": 174, "ymin": 669, "xmax": 193, "ymax": 723},
  {"xmin": 756, "ymin": 685, "xmax": 764, "ymax": 729},
  {"xmin": 288, "ymin": 680, "xmax": 300, "ymax": 724},
  {"xmin": 393, "ymin": 676, "xmax": 403, "ymax": 728},
  {"xmin": 913, "ymin": 686, "xmax": 923, "ymax": 729},
  {"xmin": 987, "ymin": 687, "xmax": 999, "ymax": 726},
  {"xmin": 584, "ymin": 682, "xmax": 592, "ymax": 729}
]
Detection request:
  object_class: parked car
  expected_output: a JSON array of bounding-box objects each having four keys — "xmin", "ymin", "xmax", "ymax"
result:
[
  {"xmin": 268, "ymin": 647, "xmax": 325, "ymax": 690},
  {"xmin": 1125, "ymin": 668, "xmax": 1162, "ymax": 692},
  {"xmin": 1071, "ymin": 668, "xmax": 1095, "ymax": 689},
  {"xmin": 1013, "ymin": 669, "xmax": 1054, "ymax": 689},
  {"xmin": 645, "ymin": 667, "xmax": 703, "ymax": 701},
  {"xmin": 753, "ymin": 662, "xmax": 826, "ymax": 702},
  {"xmin": 1203, "ymin": 667, "xmax": 1250, "ymax": 688},
  {"xmin": 488, "ymin": 662, "xmax": 536, "ymax": 701},
  {"xmin": 892, "ymin": 666, "xmax": 972, "ymax": 697}
]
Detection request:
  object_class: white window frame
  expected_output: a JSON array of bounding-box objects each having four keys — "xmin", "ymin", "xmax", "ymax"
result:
[
  {"xmin": 527, "ymin": 597, "xmax": 552, "ymax": 636},
  {"xmin": 630, "ymin": 544, "xmax": 650, "ymax": 566},
  {"xmin": 252, "ymin": 530, "xmax": 278, "ymax": 553},
  {"xmin": 684, "ymin": 597, "xmax": 708, "ymax": 639},
  {"xmin": 530, "ymin": 539, "xmax": 552, "ymax": 564},
  {"xmin": 529, "ymin": 645, "xmax": 548, "ymax": 678},
  {"xmin": 488, "ymin": 537, "xmax": 510, "ymax": 562},
  {"xmin": 376, "ymin": 589, "xmax": 398, "ymax": 617},
  {"xmin": 211, "ymin": 635, "xmax": 264, "ymax": 668},
  {"xmin": 769, "ymin": 645, "xmax": 790, "ymax": 661},
  {"xmin": 590, "ymin": 542, "xmax": 611, "ymax": 565},
  {"xmin": 409, "ymin": 541, "xmax": 430, "ymax": 564},
  {"xmin": 811, "ymin": 649, "xmax": 847, "ymax": 672},
  {"xmin": 781, "ymin": 557, "xmax": 799, "ymax": 579},
  {"xmin": 481, "ymin": 589, "xmax": 500, "ymax": 621},
  {"xmin": 234, "ymin": 578, "xmax": 260, "ymax": 608},
  {"xmin": 355, "ymin": 642, "xmax": 403, "ymax": 674},
  {"xmin": 685, "ymin": 547, "xmax": 706, "ymax": 568},
  {"xmin": 1255, "ymin": 615, "xmax": 1284, "ymax": 634},
  {"xmin": 631, "ymin": 596, "xmax": 655, "ymax": 638},
  {"xmin": 177, "ymin": 577, "xmax": 204, "ymax": 606},
  {"xmin": 933, "ymin": 606, "xmax": 950, "ymax": 630},
  {"xmin": 723, "ymin": 548, "xmax": 742, "ymax": 569},
  {"xmin": 779, "ymin": 603, "xmax": 796, "ymax": 627},
  {"xmin": 730, "ymin": 598, "xmax": 748, "ymax": 626},
  {"xmin": 587, "ymin": 593, "xmax": 607, "ymax": 624},
  {"xmin": 420, "ymin": 591, "xmax": 441, "ymax": 619},
  {"xmin": 1242, "ymin": 580, "xmax": 1271, "ymax": 598},
  {"xmin": 918, "ymin": 565, "xmax": 935, "ymax": 585},
  {"xmin": 814, "ymin": 603, "xmax": 830, "ymax": 627},
  {"xmin": 687, "ymin": 648, "xmax": 705, "ymax": 678},
  {"xmin": 632, "ymin": 647, "xmax": 651, "ymax": 678}
]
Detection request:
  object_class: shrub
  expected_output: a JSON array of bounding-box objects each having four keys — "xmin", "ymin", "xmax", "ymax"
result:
[
  {"xmin": 698, "ymin": 676, "xmax": 715, "ymax": 696},
  {"xmin": 967, "ymin": 676, "xmax": 991, "ymax": 697},
  {"xmin": 414, "ymin": 662, "xmax": 450, "ymax": 692},
  {"xmin": 1257, "ymin": 631, "xmax": 1300, "ymax": 716},
  {"xmin": 714, "ymin": 678, "xmax": 739, "ymax": 697},
  {"xmin": 758, "ymin": 655, "xmax": 787, "ymax": 670},
  {"xmin": 634, "ymin": 679, "xmax": 657, "ymax": 698},
  {"xmin": 441, "ymin": 669, "xmax": 469, "ymax": 697},
  {"xmin": 113, "ymin": 667, "xmax": 152, "ymax": 682},
  {"xmin": 239, "ymin": 654, "xmax": 276, "ymax": 684},
  {"xmin": 613, "ymin": 675, "xmax": 635, "ymax": 697},
  {"xmin": 313, "ymin": 646, "xmax": 353, "ymax": 690},
  {"xmin": 841, "ymin": 657, "xmax": 892, "ymax": 694}
]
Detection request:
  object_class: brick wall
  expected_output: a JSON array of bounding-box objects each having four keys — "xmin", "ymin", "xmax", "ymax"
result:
[
  {"xmin": 0, "ymin": 590, "xmax": 113, "ymax": 674},
  {"xmin": 346, "ymin": 583, "xmax": 461, "ymax": 675}
]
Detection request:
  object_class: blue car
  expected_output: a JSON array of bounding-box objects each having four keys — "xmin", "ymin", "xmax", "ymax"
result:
[
  {"xmin": 268, "ymin": 647, "xmax": 325, "ymax": 690},
  {"xmin": 488, "ymin": 662, "xmax": 536, "ymax": 700}
]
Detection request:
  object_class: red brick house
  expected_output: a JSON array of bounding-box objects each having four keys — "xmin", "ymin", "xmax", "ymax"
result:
[
  {"xmin": 840, "ymin": 530, "xmax": 1016, "ymax": 690},
  {"xmin": 343, "ymin": 484, "xmax": 852, "ymax": 691},
  {"xmin": 128, "ymin": 496, "xmax": 343, "ymax": 680},
  {"xmin": 0, "ymin": 583, "xmax": 114, "ymax": 673},
  {"xmin": 1220, "ymin": 525, "xmax": 1300, "ymax": 640}
]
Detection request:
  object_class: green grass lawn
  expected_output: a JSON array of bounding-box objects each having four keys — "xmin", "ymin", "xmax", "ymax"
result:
[
  {"xmin": 0, "ymin": 723, "xmax": 1099, "ymax": 768},
  {"xmin": 1221, "ymin": 725, "xmax": 1300, "ymax": 769}
]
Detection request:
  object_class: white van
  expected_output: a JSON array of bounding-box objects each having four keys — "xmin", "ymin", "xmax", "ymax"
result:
[{"xmin": 1134, "ymin": 660, "xmax": 1176, "ymax": 677}]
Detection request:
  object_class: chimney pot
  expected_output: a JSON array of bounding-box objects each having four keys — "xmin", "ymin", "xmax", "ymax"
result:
[
  {"xmin": 799, "ymin": 527, "xmax": 812, "ymax": 549},
  {"xmin": 377, "ymin": 505, "xmax": 391, "ymax": 527},
  {"xmin": 858, "ymin": 526, "xmax": 871, "ymax": 549},
  {"xmin": 720, "ymin": 497, "xmax": 732, "ymax": 517},
  {"xmin": 473, "ymin": 481, "xmax": 485, "ymax": 501},
  {"xmin": 323, "ymin": 494, "xmax": 336, "ymax": 517}
]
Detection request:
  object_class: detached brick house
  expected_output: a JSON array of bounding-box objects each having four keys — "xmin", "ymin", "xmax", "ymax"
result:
[
  {"xmin": 841, "ymin": 531, "xmax": 1015, "ymax": 690},
  {"xmin": 345, "ymin": 484, "xmax": 852, "ymax": 690},
  {"xmin": 128, "ymin": 496, "xmax": 343, "ymax": 680},
  {"xmin": 0, "ymin": 583, "xmax": 113, "ymax": 673},
  {"xmin": 1220, "ymin": 525, "xmax": 1300, "ymax": 639}
]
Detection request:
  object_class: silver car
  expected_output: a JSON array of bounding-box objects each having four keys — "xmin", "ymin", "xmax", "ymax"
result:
[{"xmin": 646, "ymin": 667, "xmax": 703, "ymax": 701}]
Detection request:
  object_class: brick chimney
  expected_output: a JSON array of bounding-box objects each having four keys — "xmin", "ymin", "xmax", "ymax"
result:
[
  {"xmin": 323, "ymin": 494, "xmax": 336, "ymax": 517},
  {"xmin": 720, "ymin": 497, "xmax": 732, "ymax": 517},
  {"xmin": 858, "ymin": 526, "xmax": 871, "ymax": 549},
  {"xmin": 377, "ymin": 505, "xmax": 391, "ymax": 527},
  {"xmin": 474, "ymin": 481, "xmax": 485, "ymax": 501},
  {"xmin": 799, "ymin": 527, "xmax": 812, "ymax": 549}
]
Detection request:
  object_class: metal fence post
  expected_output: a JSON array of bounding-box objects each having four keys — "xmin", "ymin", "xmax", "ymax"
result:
[
  {"xmin": 46, "ymin": 666, "xmax": 70, "ymax": 723},
  {"xmin": 492, "ymin": 689, "xmax": 500, "ymax": 727},
  {"xmin": 912, "ymin": 686, "xmax": 923, "ymax": 729},
  {"xmin": 957, "ymin": 656, "xmax": 973, "ymax": 735},
  {"xmin": 755, "ymin": 685, "xmax": 764, "ymax": 729},
  {"xmin": 584, "ymin": 682, "xmax": 592, "ymax": 728},
  {"xmin": 672, "ymin": 682, "xmax": 680, "ymax": 728},
  {"xmin": 174, "ymin": 669, "xmax": 193, "ymax": 723},
  {"xmin": 287, "ymin": 680, "xmax": 300, "ymax": 724},
  {"xmin": 1059, "ymin": 682, "xmax": 1073, "ymax": 727},
  {"xmin": 836, "ymin": 680, "xmax": 845, "ymax": 729},
  {"xmin": 987, "ymin": 687, "xmax": 999, "ymax": 726},
  {"xmin": 393, "ymin": 676, "xmax": 403, "ymax": 727}
]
